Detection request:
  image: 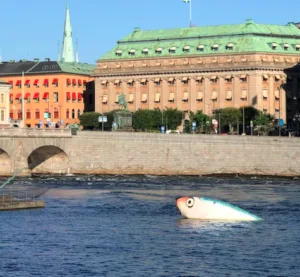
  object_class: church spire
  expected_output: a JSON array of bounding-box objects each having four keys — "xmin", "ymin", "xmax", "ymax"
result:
[{"xmin": 61, "ymin": 1, "xmax": 75, "ymax": 63}]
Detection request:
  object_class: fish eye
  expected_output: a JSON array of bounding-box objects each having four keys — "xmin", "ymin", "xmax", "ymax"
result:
[{"xmin": 186, "ymin": 198, "xmax": 194, "ymax": 208}]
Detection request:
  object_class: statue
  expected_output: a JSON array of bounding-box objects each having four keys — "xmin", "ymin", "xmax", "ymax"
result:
[{"xmin": 118, "ymin": 93, "xmax": 128, "ymax": 111}]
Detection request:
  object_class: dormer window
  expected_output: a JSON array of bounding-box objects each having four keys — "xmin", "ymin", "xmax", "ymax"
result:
[
  {"xmin": 142, "ymin": 48, "xmax": 149, "ymax": 55},
  {"xmin": 197, "ymin": 45, "xmax": 204, "ymax": 52},
  {"xmin": 296, "ymin": 44, "xmax": 300, "ymax": 51},
  {"xmin": 182, "ymin": 77, "xmax": 189, "ymax": 84},
  {"xmin": 155, "ymin": 47, "xmax": 162, "ymax": 54},
  {"xmin": 127, "ymin": 79, "xmax": 134, "ymax": 87},
  {"xmin": 271, "ymin": 43, "xmax": 277, "ymax": 50},
  {"xmin": 154, "ymin": 78, "xmax": 161, "ymax": 85},
  {"xmin": 115, "ymin": 50, "xmax": 122, "ymax": 56},
  {"xmin": 211, "ymin": 44, "xmax": 219, "ymax": 51},
  {"xmin": 226, "ymin": 43, "xmax": 233, "ymax": 50},
  {"xmin": 129, "ymin": 49, "xmax": 136, "ymax": 56},
  {"xmin": 284, "ymin": 43, "xmax": 289, "ymax": 50},
  {"xmin": 263, "ymin": 75, "xmax": 268, "ymax": 82},
  {"xmin": 169, "ymin": 47, "xmax": 176, "ymax": 53},
  {"xmin": 183, "ymin": 46, "xmax": 190, "ymax": 52}
]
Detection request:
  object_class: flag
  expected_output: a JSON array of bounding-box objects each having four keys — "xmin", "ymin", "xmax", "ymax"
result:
[{"xmin": 183, "ymin": 0, "xmax": 190, "ymax": 3}]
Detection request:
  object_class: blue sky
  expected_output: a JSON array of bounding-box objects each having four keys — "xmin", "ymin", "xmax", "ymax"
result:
[{"xmin": 0, "ymin": 0, "xmax": 299, "ymax": 64}]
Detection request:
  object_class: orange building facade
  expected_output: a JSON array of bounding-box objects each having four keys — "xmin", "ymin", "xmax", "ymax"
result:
[
  {"xmin": 95, "ymin": 21, "xmax": 300, "ymax": 127},
  {"xmin": 0, "ymin": 60, "xmax": 95, "ymax": 128}
]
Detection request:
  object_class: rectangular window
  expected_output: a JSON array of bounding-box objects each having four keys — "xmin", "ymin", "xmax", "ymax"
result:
[
  {"xmin": 1, "ymin": 94, "xmax": 3, "ymax": 104},
  {"xmin": 54, "ymin": 92, "xmax": 58, "ymax": 103},
  {"xmin": 1, "ymin": 110, "xmax": 4, "ymax": 121}
]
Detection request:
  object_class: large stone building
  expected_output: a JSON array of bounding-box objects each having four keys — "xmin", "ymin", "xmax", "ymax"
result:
[
  {"xmin": 0, "ymin": 4, "xmax": 95, "ymax": 128},
  {"xmin": 94, "ymin": 20, "xmax": 300, "ymax": 125},
  {"xmin": 0, "ymin": 79, "xmax": 11, "ymax": 127}
]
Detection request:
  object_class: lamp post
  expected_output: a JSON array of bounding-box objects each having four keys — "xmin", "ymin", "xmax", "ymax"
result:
[{"xmin": 242, "ymin": 106, "xmax": 246, "ymax": 135}]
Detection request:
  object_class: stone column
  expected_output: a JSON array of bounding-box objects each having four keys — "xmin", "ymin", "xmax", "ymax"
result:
[
  {"xmin": 149, "ymin": 80, "xmax": 154, "ymax": 109},
  {"xmin": 176, "ymin": 78, "xmax": 182, "ymax": 111},
  {"xmin": 190, "ymin": 78, "xmax": 196, "ymax": 112},
  {"xmin": 162, "ymin": 79, "xmax": 168, "ymax": 110},
  {"xmin": 219, "ymin": 77, "xmax": 225, "ymax": 109},
  {"xmin": 248, "ymin": 73, "xmax": 261, "ymax": 110},
  {"xmin": 204, "ymin": 77, "xmax": 210, "ymax": 114},
  {"xmin": 233, "ymin": 76, "xmax": 240, "ymax": 108},
  {"xmin": 135, "ymin": 81, "xmax": 141, "ymax": 111},
  {"xmin": 108, "ymin": 81, "xmax": 114, "ymax": 111},
  {"xmin": 269, "ymin": 76, "xmax": 275, "ymax": 115}
]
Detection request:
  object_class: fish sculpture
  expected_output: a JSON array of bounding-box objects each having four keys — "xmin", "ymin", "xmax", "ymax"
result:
[{"xmin": 176, "ymin": 196, "xmax": 262, "ymax": 221}]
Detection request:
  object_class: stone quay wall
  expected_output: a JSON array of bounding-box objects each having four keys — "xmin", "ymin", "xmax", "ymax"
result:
[{"xmin": 67, "ymin": 132, "xmax": 300, "ymax": 177}]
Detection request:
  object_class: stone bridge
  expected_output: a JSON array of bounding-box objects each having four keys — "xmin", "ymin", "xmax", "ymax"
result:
[{"xmin": 0, "ymin": 129, "xmax": 73, "ymax": 176}]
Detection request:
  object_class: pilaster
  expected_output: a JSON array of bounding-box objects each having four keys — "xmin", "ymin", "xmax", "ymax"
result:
[
  {"xmin": 176, "ymin": 78, "xmax": 182, "ymax": 111},
  {"xmin": 204, "ymin": 77, "xmax": 210, "ymax": 114},
  {"xmin": 190, "ymin": 78, "xmax": 196, "ymax": 111},
  {"xmin": 149, "ymin": 80, "xmax": 154, "ymax": 109},
  {"xmin": 135, "ymin": 81, "xmax": 141, "ymax": 111},
  {"xmin": 219, "ymin": 77, "xmax": 225, "ymax": 109}
]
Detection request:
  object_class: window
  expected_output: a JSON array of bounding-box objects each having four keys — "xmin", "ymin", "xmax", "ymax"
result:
[
  {"xmin": 225, "ymin": 75, "xmax": 232, "ymax": 83},
  {"xmin": 43, "ymin": 92, "xmax": 49, "ymax": 103},
  {"xmin": 197, "ymin": 45, "xmax": 204, "ymax": 52},
  {"xmin": 114, "ymin": 80, "xmax": 121, "ymax": 87},
  {"xmin": 101, "ymin": 80, "xmax": 108, "ymax": 87},
  {"xmin": 66, "ymin": 109, "xmax": 70, "ymax": 119},
  {"xmin": 142, "ymin": 48, "xmax": 149, "ymax": 55},
  {"xmin": 211, "ymin": 44, "xmax": 219, "ymax": 51},
  {"xmin": 43, "ymin": 79, "xmax": 49, "ymax": 87},
  {"xmin": 128, "ymin": 49, "xmax": 136, "ymax": 56},
  {"xmin": 196, "ymin": 77, "xmax": 203, "ymax": 84},
  {"xmin": 240, "ymin": 75, "xmax": 247, "ymax": 82},
  {"xmin": 72, "ymin": 109, "xmax": 75, "ymax": 119},
  {"xmin": 210, "ymin": 76, "xmax": 218, "ymax": 83},
  {"xmin": 1, "ymin": 110, "xmax": 4, "ymax": 121},
  {"xmin": 66, "ymin": 78, "xmax": 71, "ymax": 86},
  {"xmin": 226, "ymin": 91, "xmax": 232, "ymax": 101},
  {"xmin": 16, "ymin": 80, "xmax": 21, "ymax": 88},
  {"xmin": 9, "ymin": 94, "xmax": 13, "ymax": 104},
  {"xmin": 284, "ymin": 43, "xmax": 289, "ymax": 50},
  {"xmin": 263, "ymin": 75, "xmax": 268, "ymax": 82},
  {"xmin": 25, "ymin": 80, "xmax": 30, "ymax": 88},
  {"xmin": 34, "ymin": 79, "xmax": 39, "ymax": 87},
  {"xmin": 10, "ymin": 110, "xmax": 13, "ymax": 120},
  {"xmin": 127, "ymin": 80, "xmax": 134, "ymax": 87},
  {"xmin": 141, "ymin": 79, "xmax": 148, "ymax": 86},
  {"xmin": 263, "ymin": 89, "xmax": 268, "ymax": 100},
  {"xmin": 1, "ymin": 94, "xmax": 3, "ymax": 103},
  {"xmin": 271, "ymin": 43, "xmax": 277, "ymax": 50},
  {"xmin": 169, "ymin": 47, "xmax": 176, "ymax": 53},
  {"xmin": 154, "ymin": 78, "xmax": 161, "ymax": 86},
  {"xmin": 35, "ymin": 109, "xmax": 40, "ymax": 120},
  {"xmin": 226, "ymin": 43, "xmax": 233, "ymax": 50},
  {"xmin": 18, "ymin": 109, "xmax": 22, "ymax": 120},
  {"xmin": 155, "ymin": 48, "xmax": 162, "ymax": 54},
  {"xmin": 168, "ymin": 78, "xmax": 175, "ymax": 85},
  {"xmin": 183, "ymin": 46, "xmax": 190, "ymax": 52},
  {"xmin": 54, "ymin": 108, "xmax": 59, "ymax": 119},
  {"xmin": 52, "ymin": 78, "xmax": 58, "ymax": 87},
  {"xmin": 296, "ymin": 44, "xmax": 300, "ymax": 51},
  {"xmin": 54, "ymin": 92, "xmax": 58, "ymax": 103},
  {"xmin": 26, "ymin": 109, "xmax": 31, "ymax": 119},
  {"xmin": 182, "ymin": 77, "xmax": 189, "ymax": 85},
  {"xmin": 115, "ymin": 50, "xmax": 122, "ymax": 56},
  {"xmin": 77, "ymin": 109, "xmax": 81, "ymax": 118}
]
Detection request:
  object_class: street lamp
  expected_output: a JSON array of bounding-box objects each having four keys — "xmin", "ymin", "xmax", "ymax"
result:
[{"xmin": 242, "ymin": 106, "xmax": 246, "ymax": 135}]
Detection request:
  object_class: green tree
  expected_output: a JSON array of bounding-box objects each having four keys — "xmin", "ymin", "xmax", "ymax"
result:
[
  {"xmin": 163, "ymin": 108, "xmax": 184, "ymax": 130},
  {"xmin": 217, "ymin": 108, "xmax": 242, "ymax": 133},
  {"xmin": 189, "ymin": 111, "xmax": 211, "ymax": 133},
  {"xmin": 253, "ymin": 112, "xmax": 276, "ymax": 136},
  {"xmin": 239, "ymin": 106, "xmax": 260, "ymax": 127},
  {"xmin": 79, "ymin": 112, "xmax": 102, "ymax": 130}
]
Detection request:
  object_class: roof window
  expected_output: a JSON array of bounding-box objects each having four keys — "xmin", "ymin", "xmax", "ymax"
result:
[
  {"xmin": 271, "ymin": 43, "xmax": 277, "ymax": 50},
  {"xmin": 226, "ymin": 43, "xmax": 234, "ymax": 50},
  {"xmin": 183, "ymin": 45, "xmax": 190, "ymax": 52},
  {"xmin": 169, "ymin": 46, "xmax": 176, "ymax": 53},
  {"xmin": 284, "ymin": 43, "xmax": 289, "ymax": 50},
  {"xmin": 296, "ymin": 44, "xmax": 300, "ymax": 51},
  {"xmin": 197, "ymin": 45, "xmax": 204, "ymax": 51},
  {"xmin": 211, "ymin": 44, "xmax": 219, "ymax": 50},
  {"xmin": 128, "ymin": 49, "xmax": 136, "ymax": 55},
  {"xmin": 115, "ymin": 50, "xmax": 122, "ymax": 56},
  {"xmin": 142, "ymin": 48, "xmax": 149, "ymax": 55},
  {"xmin": 155, "ymin": 47, "xmax": 163, "ymax": 54}
]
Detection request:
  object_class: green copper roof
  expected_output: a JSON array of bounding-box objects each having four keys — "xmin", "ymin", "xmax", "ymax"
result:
[
  {"xmin": 61, "ymin": 3, "xmax": 75, "ymax": 63},
  {"xmin": 58, "ymin": 62, "xmax": 96, "ymax": 75},
  {"xmin": 100, "ymin": 20, "xmax": 300, "ymax": 60}
]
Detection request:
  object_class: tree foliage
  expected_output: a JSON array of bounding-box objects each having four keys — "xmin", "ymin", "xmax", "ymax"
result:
[
  {"xmin": 253, "ymin": 112, "xmax": 276, "ymax": 136},
  {"xmin": 216, "ymin": 108, "xmax": 242, "ymax": 127},
  {"xmin": 189, "ymin": 111, "xmax": 211, "ymax": 133},
  {"xmin": 132, "ymin": 108, "xmax": 183, "ymax": 132},
  {"xmin": 78, "ymin": 112, "xmax": 102, "ymax": 130}
]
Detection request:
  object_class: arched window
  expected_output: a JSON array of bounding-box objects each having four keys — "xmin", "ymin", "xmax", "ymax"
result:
[
  {"xmin": 35, "ymin": 109, "xmax": 40, "ymax": 119},
  {"xmin": 18, "ymin": 109, "xmax": 22, "ymax": 120},
  {"xmin": 26, "ymin": 109, "xmax": 31, "ymax": 119},
  {"xmin": 54, "ymin": 108, "xmax": 59, "ymax": 119},
  {"xmin": 72, "ymin": 109, "xmax": 75, "ymax": 119},
  {"xmin": 66, "ymin": 109, "xmax": 70, "ymax": 119},
  {"xmin": 9, "ymin": 110, "xmax": 13, "ymax": 120},
  {"xmin": 1, "ymin": 110, "xmax": 4, "ymax": 121},
  {"xmin": 77, "ymin": 109, "xmax": 81, "ymax": 118}
]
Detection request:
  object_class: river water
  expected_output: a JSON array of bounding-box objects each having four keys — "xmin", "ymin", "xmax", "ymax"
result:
[{"xmin": 0, "ymin": 175, "xmax": 299, "ymax": 277}]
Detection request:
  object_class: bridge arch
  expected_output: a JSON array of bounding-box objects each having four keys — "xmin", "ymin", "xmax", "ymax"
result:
[
  {"xmin": 0, "ymin": 148, "xmax": 12, "ymax": 176},
  {"xmin": 27, "ymin": 145, "xmax": 69, "ymax": 175}
]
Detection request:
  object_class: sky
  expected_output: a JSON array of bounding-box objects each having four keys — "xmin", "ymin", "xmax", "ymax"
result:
[{"xmin": 0, "ymin": 0, "xmax": 299, "ymax": 65}]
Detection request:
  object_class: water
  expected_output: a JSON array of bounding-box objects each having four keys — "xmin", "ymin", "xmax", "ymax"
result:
[{"xmin": 0, "ymin": 175, "xmax": 299, "ymax": 277}]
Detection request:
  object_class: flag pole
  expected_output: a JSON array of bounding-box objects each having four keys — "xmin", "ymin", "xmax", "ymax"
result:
[{"xmin": 189, "ymin": 0, "xmax": 192, "ymax": 27}]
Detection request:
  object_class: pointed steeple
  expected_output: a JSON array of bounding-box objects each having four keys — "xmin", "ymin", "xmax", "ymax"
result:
[{"xmin": 61, "ymin": 1, "xmax": 75, "ymax": 63}]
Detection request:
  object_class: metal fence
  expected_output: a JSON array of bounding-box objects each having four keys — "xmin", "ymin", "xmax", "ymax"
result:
[{"xmin": 0, "ymin": 188, "xmax": 48, "ymax": 205}]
